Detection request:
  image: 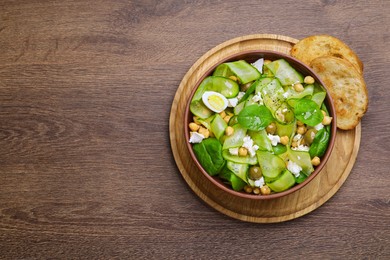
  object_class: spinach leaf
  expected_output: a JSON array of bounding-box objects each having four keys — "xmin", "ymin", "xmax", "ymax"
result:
[
  {"xmin": 293, "ymin": 98, "xmax": 324, "ymax": 126},
  {"xmin": 237, "ymin": 104, "xmax": 273, "ymax": 131},
  {"xmin": 309, "ymin": 128, "xmax": 330, "ymax": 158},
  {"xmin": 272, "ymin": 143, "xmax": 287, "ymax": 155},
  {"xmin": 238, "ymin": 80, "xmax": 258, "ymax": 104},
  {"xmin": 219, "ymin": 166, "xmax": 246, "ymax": 191},
  {"xmin": 295, "ymin": 173, "xmax": 307, "ymax": 184},
  {"xmin": 193, "ymin": 138, "xmax": 225, "ymax": 176}
]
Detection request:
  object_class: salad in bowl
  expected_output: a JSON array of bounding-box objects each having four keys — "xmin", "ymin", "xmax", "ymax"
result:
[{"xmin": 185, "ymin": 50, "xmax": 336, "ymax": 199}]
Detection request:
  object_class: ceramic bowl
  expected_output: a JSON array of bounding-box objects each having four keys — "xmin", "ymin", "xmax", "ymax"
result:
[{"xmin": 184, "ymin": 50, "xmax": 337, "ymax": 200}]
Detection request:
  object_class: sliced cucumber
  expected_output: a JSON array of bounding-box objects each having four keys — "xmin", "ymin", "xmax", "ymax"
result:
[
  {"xmin": 256, "ymin": 150, "xmax": 286, "ymax": 182},
  {"xmin": 222, "ymin": 124, "xmax": 247, "ymax": 150},
  {"xmin": 267, "ymin": 169, "xmax": 295, "ymax": 192},
  {"xmin": 190, "ymin": 100, "xmax": 213, "ymax": 119},
  {"xmin": 210, "ymin": 114, "xmax": 227, "ymax": 140},
  {"xmin": 222, "ymin": 150, "xmax": 258, "ymax": 165},
  {"xmin": 261, "ymin": 78, "xmax": 285, "ymax": 114},
  {"xmin": 248, "ymin": 129, "xmax": 273, "ymax": 152},
  {"xmin": 265, "ymin": 59, "xmax": 304, "ymax": 86},
  {"xmin": 226, "ymin": 161, "xmax": 249, "ymax": 183},
  {"xmin": 223, "ymin": 60, "xmax": 261, "ymax": 84}
]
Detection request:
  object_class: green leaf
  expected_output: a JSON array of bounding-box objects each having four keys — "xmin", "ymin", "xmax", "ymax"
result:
[
  {"xmin": 293, "ymin": 98, "xmax": 324, "ymax": 126},
  {"xmin": 193, "ymin": 138, "xmax": 225, "ymax": 176},
  {"xmin": 295, "ymin": 173, "xmax": 307, "ymax": 184},
  {"xmin": 237, "ymin": 104, "xmax": 273, "ymax": 131},
  {"xmin": 272, "ymin": 144, "xmax": 287, "ymax": 155},
  {"xmin": 309, "ymin": 128, "xmax": 330, "ymax": 158}
]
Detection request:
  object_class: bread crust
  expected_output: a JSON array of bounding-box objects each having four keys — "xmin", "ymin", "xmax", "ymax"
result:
[
  {"xmin": 309, "ymin": 56, "xmax": 368, "ymax": 130},
  {"xmin": 291, "ymin": 35, "xmax": 363, "ymax": 75}
]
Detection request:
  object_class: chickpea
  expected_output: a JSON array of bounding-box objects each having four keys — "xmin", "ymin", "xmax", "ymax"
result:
[
  {"xmin": 229, "ymin": 75, "xmax": 238, "ymax": 82},
  {"xmin": 260, "ymin": 185, "xmax": 271, "ymax": 195},
  {"xmin": 219, "ymin": 111, "xmax": 227, "ymax": 119},
  {"xmin": 291, "ymin": 141, "xmax": 298, "ymax": 148},
  {"xmin": 253, "ymin": 187, "xmax": 260, "ymax": 195},
  {"xmin": 223, "ymin": 115, "xmax": 232, "ymax": 124},
  {"xmin": 266, "ymin": 122, "xmax": 277, "ymax": 135},
  {"xmin": 321, "ymin": 110, "xmax": 327, "ymax": 117},
  {"xmin": 304, "ymin": 76, "xmax": 315, "ymax": 84},
  {"xmin": 311, "ymin": 156, "xmax": 321, "ymax": 166},
  {"xmin": 304, "ymin": 128, "xmax": 317, "ymax": 145},
  {"xmin": 249, "ymin": 166, "xmax": 262, "ymax": 180},
  {"xmin": 293, "ymin": 83, "xmax": 304, "ymax": 92},
  {"xmin": 189, "ymin": 122, "xmax": 200, "ymax": 132},
  {"xmin": 280, "ymin": 135, "xmax": 289, "ymax": 145},
  {"xmin": 225, "ymin": 126, "xmax": 234, "ymax": 136},
  {"xmin": 238, "ymin": 147, "xmax": 248, "ymax": 157},
  {"xmin": 322, "ymin": 116, "xmax": 333, "ymax": 125},
  {"xmin": 244, "ymin": 185, "xmax": 253, "ymax": 194},
  {"xmin": 297, "ymin": 125, "xmax": 307, "ymax": 135},
  {"xmin": 264, "ymin": 59, "xmax": 272, "ymax": 65},
  {"xmin": 297, "ymin": 120, "xmax": 304, "ymax": 126},
  {"xmin": 198, "ymin": 127, "xmax": 210, "ymax": 138}
]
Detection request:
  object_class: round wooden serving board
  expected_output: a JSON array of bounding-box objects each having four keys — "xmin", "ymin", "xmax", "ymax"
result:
[{"xmin": 169, "ymin": 34, "xmax": 361, "ymax": 223}]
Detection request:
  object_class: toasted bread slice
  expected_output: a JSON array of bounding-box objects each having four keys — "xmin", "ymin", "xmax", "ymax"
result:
[
  {"xmin": 310, "ymin": 56, "xmax": 368, "ymax": 130},
  {"xmin": 291, "ymin": 35, "xmax": 363, "ymax": 74}
]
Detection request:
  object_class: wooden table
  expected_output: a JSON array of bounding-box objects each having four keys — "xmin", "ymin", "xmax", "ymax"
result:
[{"xmin": 1, "ymin": 0, "xmax": 389, "ymax": 258}]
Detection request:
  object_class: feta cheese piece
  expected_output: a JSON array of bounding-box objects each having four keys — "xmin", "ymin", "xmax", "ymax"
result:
[
  {"xmin": 252, "ymin": 92, "xmax": 263, "ymax": 104},
  {"xmin": 314, "ymin": 123, "xmax": 324, "ymax": 131},
  {"xmin": 247, "ymin": 145, "xmax": 259, "ymax": 157},
  {"xmin": 254, "ymin": 177, "xmax": 265, "ymax": 188},
  {"xmin": 293, "ymin": 134, "xmax": 302, "ymax": 142},
  {"xmin": 227, "ymin": 97, "xmax": 239, "ymax": 107},
  {"xmin": 267, "ymin": 134, "xmax": 280, "ymax": 146},
  {"xmin": 242, "ymin": 135, "xmax": 254, "ymax": 148},
  {"xmin": 242, "ymin": 135, "xmax": 258, "ymax": 157},
  {"xmin": 229, "ymin": 147, "xmax": 239, "ymax": 156},
  {"xmin": 292, "ymin": 145, "xmax": 310, "ymax": 151},
  {"xmin": 251, "ymin": 58, "xmax": 264, "ymax": 73},
  {"xmin": 189, "ymin": 132, "xmax": 204, "ymax": 143},
  {"xmin": 237, "ymin": 91, "xmax": 246, "ymax": 100},
  {"xmin": 287, "ymin": 160, "xmax": 302, "ymax": 177}
]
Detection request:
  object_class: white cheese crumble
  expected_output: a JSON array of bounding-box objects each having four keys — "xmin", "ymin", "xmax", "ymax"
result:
[
  {"xmin": 189, "ymin": 132, "xmax": 204, "ymax": 143},
  {"xmin": 314, "ymin": 123, "xmax": 324, "ymax": 131},
  {"xmin": 254, "ymin": 177, "xmax": 265, "ymax": 188},
  {"xmin": 283, "ymin": 91, "xmax": 290, "ymax": 98},
  {"xmin": 237, "ymin": 91, "xmax": 246, "ymax": 100},
  {"xmin": 293, "ymin": 134, "xmax": 302, "ymax": 142},
  {"xmin": 248, "ymin": 145, "xmax": 259, "ymax": 157},
  {"xmin": 287, "ymin": 160, "xmax": 302, "ymax": 177},
  {"xmin": 251, "ymin": 58, "xmax": 264, "ymax": 73},
  {"xmin": 292, "ymin": 145, "xmax": 310, "ymax": 151},
  {"xmin": 267, "ymin": 134, "xmax": 280, "ymax": 146},
  {"xmin": 227, "ymin": 97, "xmax": 239, "ymax": 107},
  {"xmin": 229, "ymin": 147, "xmax": 239, "ymax": 156},
  {"xmin": 242, "ymin": 135, "xmax": 259, "ymax": 157},
  {"xmin": 252, "ymin": 92, "xmax": 263, "ymax": 104}
]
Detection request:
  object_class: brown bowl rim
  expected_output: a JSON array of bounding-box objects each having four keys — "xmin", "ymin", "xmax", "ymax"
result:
[{"xmin": 184, "ymin": 50, "xmax": 337, "ymax": 200}]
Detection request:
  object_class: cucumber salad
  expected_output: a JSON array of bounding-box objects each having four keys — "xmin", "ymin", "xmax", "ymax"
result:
[{"xmin": 188, "ymin": 57, "xmax": 333, "ymax": 195}]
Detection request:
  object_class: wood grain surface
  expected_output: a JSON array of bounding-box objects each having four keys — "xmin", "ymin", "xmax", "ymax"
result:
[{"xmin": 0, "ymin": 0, "xmax": 389, "ymax": 259}]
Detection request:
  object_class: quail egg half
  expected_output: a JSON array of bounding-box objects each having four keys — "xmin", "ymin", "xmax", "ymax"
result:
[{"xmin": 202, "ymin": 91, "xmax": 228, "ymax": 113}]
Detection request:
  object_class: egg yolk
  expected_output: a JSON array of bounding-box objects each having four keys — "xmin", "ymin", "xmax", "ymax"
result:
[{"xmin": 207, "ymin": 95, "xmax": 225, "ymax": 111}]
